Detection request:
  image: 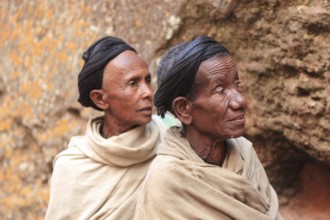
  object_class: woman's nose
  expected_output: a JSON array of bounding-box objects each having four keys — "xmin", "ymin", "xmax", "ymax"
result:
[
  {"xmin": 141, "ymin": 83, "xmax": 153, "ymax": 99},
  {"xmin": 229, "ymin": 89, "xmax": 247, "ymax": 110}
]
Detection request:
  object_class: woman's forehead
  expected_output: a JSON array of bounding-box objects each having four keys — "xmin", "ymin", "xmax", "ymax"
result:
[
  {"xmin": 197, "ymin": 56, "xmax": 237, "ymax": 81},
  {"xmin": 104, "ymin": 51, "xmax": 148, "ymax": 78}
]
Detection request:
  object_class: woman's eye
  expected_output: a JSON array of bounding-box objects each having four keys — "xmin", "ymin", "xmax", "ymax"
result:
[
  {"xmin": 216, "ymin": 86, "xmax": 225, "ymax": 93},
  {"xmin": 128, "ymin": 81, "xmax": 138, "ymax": 86},
  {"xmin": 146, "ymin": 76, "xmax": 151, "ymax": 84}
]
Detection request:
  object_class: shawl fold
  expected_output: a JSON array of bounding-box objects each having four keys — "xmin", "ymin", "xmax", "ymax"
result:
[
  {"xmin": 45, "ymin": 115, "xmax": 164, "ymax": 220},
  {"xmin": 134, "ymin": 127, "xmax": 283, "ymax": 220}
]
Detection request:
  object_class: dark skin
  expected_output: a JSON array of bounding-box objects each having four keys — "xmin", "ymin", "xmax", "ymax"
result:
[
  {"xmin": 90, "ymin": 51, "xmax": 153, "ymax": 138},
  {"xmin": 172, "ymin": 55, "xmax": 247, "ymax": 166}
]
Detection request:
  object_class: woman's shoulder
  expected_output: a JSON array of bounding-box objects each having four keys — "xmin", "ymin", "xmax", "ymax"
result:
[
  {"xmin": 144, "ymin": 154, "xmax": 180, "ymax": 183},
  {"xmin": 229, "ymin": 136, "xmax": 254, "ymax": 152},
  {"xmin": 230, "ymin": 136, "xmax": 252, "ymax": 146},
  {"xmin": 227, "ymin": 136, "xmax": 257, "ymax": 162},
  {"xmin": 52, "ymin": 136, "xmax": 89, "ymax": 169},
  {"xmin": 149, "ymin": 154, "xmax": 177, "ymax": 172}
]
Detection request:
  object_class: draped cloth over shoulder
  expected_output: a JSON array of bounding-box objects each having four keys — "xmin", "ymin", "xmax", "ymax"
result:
[
  {"xmin": 45, "ymin": 116, "xmax": 166, "ymax": 220},
  {"xmin": 134, "ymin": 127, "xmax": 283, "ymax": 220}
]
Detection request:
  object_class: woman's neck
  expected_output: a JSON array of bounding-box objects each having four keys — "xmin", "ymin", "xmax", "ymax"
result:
[
  {"xmin": 183, "ymin": 128, "xmax": 227, "ymax": 166},
  {"xmin": 101, "ymin": 116, "xmax": 138, "ymax": 138}
]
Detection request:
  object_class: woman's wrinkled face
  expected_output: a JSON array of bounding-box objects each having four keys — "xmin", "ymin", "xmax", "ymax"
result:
[
  {"xmin": 101, "ymin": 50, "xmax": 153, "ymax": 127},
  {"xmin": 188, "ymin": 55, "xmax": 247, "ymax": 140}
]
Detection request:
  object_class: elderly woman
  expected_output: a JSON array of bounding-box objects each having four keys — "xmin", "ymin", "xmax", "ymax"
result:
[
  {"xmin": 45, "ymin": 36, "xmax": 174, "ymax": 219},
  {"xmin": 134, "ymin": 36, "xmax": 283, "ymax": 220}
]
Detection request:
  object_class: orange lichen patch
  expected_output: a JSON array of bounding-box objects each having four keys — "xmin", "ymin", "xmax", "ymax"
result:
[
  {"xmin": 4, "ymin": 146, "xmax": 14, "ymax": 159},
  {"xmin": 46, "ymin": 83, "xmax": 55, "ymax": 92},
  {"xmin": 34, "ymin": 179, "xmax": 50, "ymax": 201},
  {"xmin": 28, "ymin": 142, "xmax": 41, "ymax": 154},
  {"xmin": 11, "ymin": 100, "xmax": 29, "ymax": 118},
  {"xmin": 26, "ymin": 56, "xmax": 34, "ymax": 67},
  {"xmin": 0, "ymin": 27, "xmax": 10, "ymax": 44},
  {"xmin": 135, "ymin": 19, "xmax": 141, "ymax": 28},
  {"xmin": 2, "ymin": 169, "xmax": 20, "ymax": 190},
  {"xmin": 37, "ymin": 118, "xmax": 79, "ymax": 143},
  {"xmin": 0, "ymin": 135, "xmax": 14, "ymax": 148},
  {"xmin": 3, "ymin": 194, "xmax": 30, "ymax": 208},
  {"xmin": 53, "ymin": 118, "xmax": 75, "ymax": 136},
  {"xmin": 65, "ymin": 41, "xmax": 78, "ymax": 51},
  {"xmin": 53, "ymin": 50, "xmax": 68, "ymax": 63},
  {"xmin": 36, "ymin": 132, "xmax": 45, "ymax": 143},
  {"xmin": 29, "ymin": 83, "xmax": 42, "ymax": 99},
  {"xmin": 11, "ymin": 71, "xmax": 20, "ymax": 80},
  {"xmin": 0, "ymin": 118, "xmax": 13, "ymax": 132},
  {"xmin": 8, "ymin": 50, "xmax": 24, "ymax": 66},
  {"xmin": 20, "ymin": 82, "xmax": 42, "ymax": 99},
  {"xmin": 10, "ymin": 6, "xmax": 23, "ymax": 22},
  {"xmin": 0, "ymin": 96, "xmax": 15, "ymax": 130},
  {"xmin": 0, "ymin": 171, "xmax": 4, "ymax": 181},
  {"xmin": 11, "ymin": 152, "xmax": 29, "ymax": 168},
  {"xmin": 36, "ymin": 187, "xmax": 49, "ymax": 202},
  {"xmin": 0, "ymin": 174, "xmax": 49, "ymax": 218},
  {"xmin": 21, "ymin": 106, "xmax": 34, "ymax": 123},
  {"xmin": 44, "ymin": 7, "xmax": 55, "ymax": 20},
  {"xmin": 19, "ymin": 186, "xmax": 33, "ymax": 198},
  {"xmin": 44, "ymin": 71, "xmax": 52, "ymax": 81}
]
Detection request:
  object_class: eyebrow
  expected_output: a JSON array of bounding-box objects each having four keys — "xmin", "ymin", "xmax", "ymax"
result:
[{"xmin": 126, "ymin": 73, "xmax": 151, "ymax": 81}]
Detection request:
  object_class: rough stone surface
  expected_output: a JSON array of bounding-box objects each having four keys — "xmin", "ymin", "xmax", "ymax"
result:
[
  {"xmin": 0, "ymin": 0, "xmax": 329, "ymax": 219},
  {"xmin": 280, "ymin": 161, "xmax": 330, "ymax": 220}
]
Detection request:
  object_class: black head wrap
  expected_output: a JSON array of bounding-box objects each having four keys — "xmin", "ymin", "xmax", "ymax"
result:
[
  {"xmin": 154, "ymin": 36, "xmax": 230, "ymax": 117},
  {"xmin": 77, "ymin": 36, "xmax": 136, "ymax": 111}
]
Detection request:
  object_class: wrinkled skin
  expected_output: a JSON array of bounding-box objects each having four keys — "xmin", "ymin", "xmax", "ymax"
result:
[{"xmin": 184, "ymin": 55, "xmax": 247, "ymax": 165}]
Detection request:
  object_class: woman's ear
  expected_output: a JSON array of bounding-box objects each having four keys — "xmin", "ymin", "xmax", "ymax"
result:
[
  {"xmin": 90, "ymin": 89, "xmax": 109, "ymax": 110},
  {"xmin": 172, "ymin": 97, "xmax": 192, "ymax": 125}
]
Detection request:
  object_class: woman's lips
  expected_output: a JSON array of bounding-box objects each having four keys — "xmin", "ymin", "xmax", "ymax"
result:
[
  {"xmin": 228, "ymin": 114, "xmax": 245, "ymax": 124},
  {"xmin": 139, "ymin": 107, "xmax": 152, "ymax": 111},
  {"xmin": 228, "ymin": 113, "xmax": 245, "ymax": 121},
  {"xmin": 138, "ymin": 107, "xmax": 152, "ymax": 115}
]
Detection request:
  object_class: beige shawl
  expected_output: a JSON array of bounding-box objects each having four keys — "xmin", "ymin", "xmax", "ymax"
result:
[
  {"xmin": 45, "ymin": 115, "xmax": 167, "ymax": 220},
  {"xmin": 134, "ymin": 127, "xmax": 283, "ymax": 220}
]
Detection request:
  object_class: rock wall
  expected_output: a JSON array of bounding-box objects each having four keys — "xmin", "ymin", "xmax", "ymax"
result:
[{"xmin": 0, "ymin": 0, "xmax": 329, "ymax": 219}]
